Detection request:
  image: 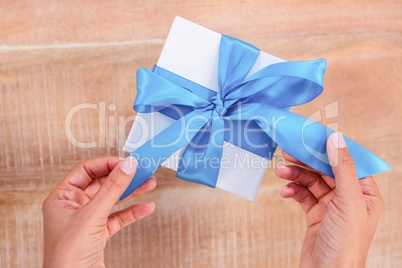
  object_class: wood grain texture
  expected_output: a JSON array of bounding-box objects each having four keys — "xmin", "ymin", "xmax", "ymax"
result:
[{"xmin": 0, "ymin": 0, "xmax": 401, "ymax": 267}]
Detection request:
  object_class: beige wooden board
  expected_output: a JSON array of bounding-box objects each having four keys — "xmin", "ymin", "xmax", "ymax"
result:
[{"xmin": 0, "ymin": 0, "xmax": 401, "ymax": 267}]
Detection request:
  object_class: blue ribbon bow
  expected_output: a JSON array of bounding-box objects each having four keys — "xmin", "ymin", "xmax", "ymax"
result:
[{"xmin": 120, "ymin": 35, "xmax": 390, "ymax": 200}]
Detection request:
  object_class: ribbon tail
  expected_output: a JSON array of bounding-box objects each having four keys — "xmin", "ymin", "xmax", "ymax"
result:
[
  {"xmin": 120, "ymin": 111, "xmax": 208, "ymax": 200},
  {"xmin": 228, "ymin": 103, "xmax": 391, "ymax": 179}
]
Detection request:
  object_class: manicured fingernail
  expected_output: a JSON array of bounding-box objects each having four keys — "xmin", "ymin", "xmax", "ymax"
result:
[
  {"xmin": 330, "ymin": 132, "xmax": 346, "ymax": 149},
  {"xmin": 277, "ymin": 164, "xmax": 286, "ymax": 169},
  {"xmin": 120, "ymin": 157, "xmax": 137, "ymax": 175},
  {"xmin": 281, "ymin": 185, "xmax": 288, "ymax": 191}
]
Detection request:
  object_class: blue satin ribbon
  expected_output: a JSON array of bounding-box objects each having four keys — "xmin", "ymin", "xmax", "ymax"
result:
[{"xmin": 120, "ymin": 34, "xmax": 391, "ymax": 200}]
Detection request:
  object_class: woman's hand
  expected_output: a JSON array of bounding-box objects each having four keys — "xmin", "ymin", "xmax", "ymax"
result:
[
  {"xmin": 42, "ymin": 157, "xmax": 156, "ymax": 268},
  {"xmin": 277, "ymin": 132, "xmax": 383, "ymax": 268}
]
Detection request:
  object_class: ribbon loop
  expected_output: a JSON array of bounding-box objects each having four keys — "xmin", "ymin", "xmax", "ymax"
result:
[{"xmin": 135, "ymin": 68, "xmax": 211, "ymax": 113}]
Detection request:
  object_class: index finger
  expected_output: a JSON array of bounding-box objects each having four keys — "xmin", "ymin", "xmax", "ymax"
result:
[
  {"xmin": 61, "ymin": 157, "xmax": 120, "ymax": 190},
  {"xmin": 282, "ymin": 150, "xmax": 336, "ymax": 189}
]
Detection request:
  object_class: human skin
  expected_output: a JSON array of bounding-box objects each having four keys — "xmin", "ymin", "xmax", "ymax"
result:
[
  {"xmin": 42, "ymin": 157, "xmax": 156, "ymax": 268},
  {"xmin": 276, "ymin": 132, "xmax": 383, "ymax": 268},
  {"xmin": 42, "ymin": 132, "xmax": 382, "ymax": 268}
]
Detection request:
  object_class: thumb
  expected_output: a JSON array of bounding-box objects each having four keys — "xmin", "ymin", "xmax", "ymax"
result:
[
  {"xmin": 327, "ymin": 132, "xmax": 362, "ymax": 198},
  {"xmin": 89, "ymin": 156, "xmax": 137, "ymax": 216}
]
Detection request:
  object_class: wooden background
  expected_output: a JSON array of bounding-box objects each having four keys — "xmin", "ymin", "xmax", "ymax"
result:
[{"xmin": 0, "ymin": 1, "xmax": 401, "ymax": 267}]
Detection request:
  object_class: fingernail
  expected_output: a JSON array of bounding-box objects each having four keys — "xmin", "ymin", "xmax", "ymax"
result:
[
  {"xmin": 281, "ymin": 185, "xmax": 288, "ymax": 191},
  {"xmin": 277, "ymin": 164, "xmax": 286, "ymax": 169},
  {"xmin": 330, "ymin": 132, "xmax": 346, "ymax": 149},
  {"xmin": 120, "ymin": 157, "xmax": 137, "ymax": 175},
  {"xmin": 152, "ymin": 202, "xmax": 156, "ymax": 208}
]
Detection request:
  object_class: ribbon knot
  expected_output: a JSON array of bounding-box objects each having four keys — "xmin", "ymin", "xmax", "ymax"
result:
[
  {"xmin": 120, "ymin": 34, "xmax": 391, "ymax": 201},
  {"xmin": 210, "ymin": 96, "xmax": 227, "ymax": 117}
]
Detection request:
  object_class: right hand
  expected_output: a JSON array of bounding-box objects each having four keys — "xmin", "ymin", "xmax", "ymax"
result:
[{"xmin": 276, "ymin": 132, "xmax": 383, "ymax": 268}]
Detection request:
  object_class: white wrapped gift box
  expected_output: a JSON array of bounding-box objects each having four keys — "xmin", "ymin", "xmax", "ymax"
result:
[{"xmin": 124, "ymin": 16, "xmax": 291, "ymax": 201}]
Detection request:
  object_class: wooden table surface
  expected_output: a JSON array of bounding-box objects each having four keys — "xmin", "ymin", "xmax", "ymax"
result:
[{"xmin": 0, "ymin": 1, "xmax": 401, "ymax": 267}]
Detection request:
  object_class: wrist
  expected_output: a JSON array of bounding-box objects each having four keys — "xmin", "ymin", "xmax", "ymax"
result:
[
  {"xmin": 43, "ymin": 244, "xmax": 74, "ymax": 268},
  {"xmin": 322, "ymin": 255, "xmax": 366, "ymax": 268}
]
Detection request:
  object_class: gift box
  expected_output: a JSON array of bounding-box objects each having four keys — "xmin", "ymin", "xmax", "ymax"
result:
[
  {"xmin": 122, "ymin": 16, "xmax": 390, "ymax": 201},
  {"xmin": 124, "ymin": 17, "xmax": 290, "ymax": 200}
]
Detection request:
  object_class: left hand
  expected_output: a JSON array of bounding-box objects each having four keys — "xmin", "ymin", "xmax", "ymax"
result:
[{"xmin": 42, "ymin": 156, "xmax": 157, "ymax": 268}]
